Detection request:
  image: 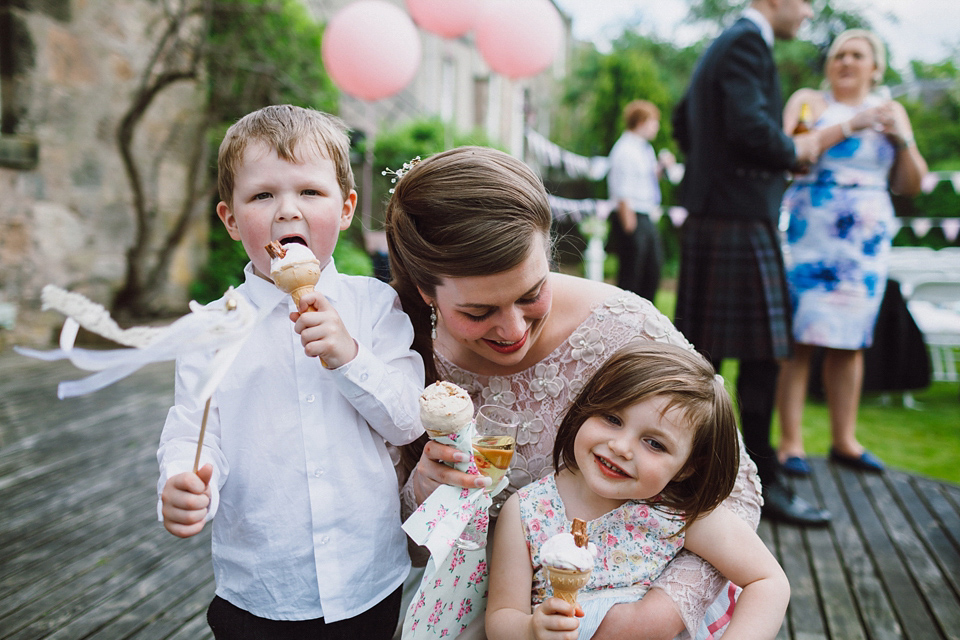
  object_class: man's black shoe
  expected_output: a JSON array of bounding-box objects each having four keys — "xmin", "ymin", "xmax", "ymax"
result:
[{"xmin": 762, "ymin": 483, "xmax": 831, "ymax": 526}]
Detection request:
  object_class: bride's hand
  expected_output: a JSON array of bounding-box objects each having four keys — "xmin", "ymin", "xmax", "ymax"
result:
[{"xmin": 413, "ymin": 439, "xmax": 493, "ymax": 504}]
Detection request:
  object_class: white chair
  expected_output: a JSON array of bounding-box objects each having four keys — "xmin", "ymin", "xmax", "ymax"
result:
[{"xmin": 906, "ymin": 279, "xmax": 960, "ymax": 383}]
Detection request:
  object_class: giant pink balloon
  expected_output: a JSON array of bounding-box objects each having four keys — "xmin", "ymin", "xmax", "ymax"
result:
[
  {"xmin": 405, "ymin": 0, "xmax": 477, "ymax": 38},
  {"xmin": 475, "ymin": 0, "xmax": 563, "ymax": 79},
  {"xmin": 322, "ymin": 1, "xmax": 422, "ymax": 101}
]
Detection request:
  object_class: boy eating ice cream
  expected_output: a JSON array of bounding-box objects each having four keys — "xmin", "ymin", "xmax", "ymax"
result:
[{"xmin": 157, "ymin": 105, "xmax": 424, "ymax": 639}]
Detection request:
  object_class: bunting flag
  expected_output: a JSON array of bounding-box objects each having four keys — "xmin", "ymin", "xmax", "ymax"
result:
[
  {"xmin": 525, "ymin": 129, "xmax": 610, "ymax": 180},
  {"xmin": 889, "ymin": 217, "xmax": 960, "ymax": 243},
  {"xmin": 529, "ymin": 130, "xmax": 960, "ymax": 243}
]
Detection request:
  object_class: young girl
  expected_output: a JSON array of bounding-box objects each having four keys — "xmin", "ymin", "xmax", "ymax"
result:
[{"xmin": 486, "ymin": 342, "xmax": 790, "ymax": 640}]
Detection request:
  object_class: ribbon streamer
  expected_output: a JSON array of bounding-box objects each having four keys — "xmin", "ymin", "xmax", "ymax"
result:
[{"xmin": 16, "ymin": 284, "xmax": 261, "ymax": 401}]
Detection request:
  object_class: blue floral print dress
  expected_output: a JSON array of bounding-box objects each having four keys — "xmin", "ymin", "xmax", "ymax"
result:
[{"xmin": 782, "ymin": 93, "xmax": 897, "ymax": 349}]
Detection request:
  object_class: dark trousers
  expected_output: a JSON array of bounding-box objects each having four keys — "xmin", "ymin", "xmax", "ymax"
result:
[
  {"xmin": 712, "ymin": 357, "xmax": 782, "ymax": 488},
  {"xmin": 608, "ymin": 212, "xmax": 663, "ymax": 302},
  {"xmin": 207, "ymin": 586, "xmax": 402, "ymax": 640}
]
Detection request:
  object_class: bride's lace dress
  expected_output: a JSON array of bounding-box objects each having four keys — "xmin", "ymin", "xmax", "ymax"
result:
[{"xmin": 402, "ymin": 292, "xmax": 762, "ymax": 636}]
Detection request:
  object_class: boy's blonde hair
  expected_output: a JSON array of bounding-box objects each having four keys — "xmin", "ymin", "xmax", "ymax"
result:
[{"xmin": 217, "ymin": 105, "xmax": 355, "ymax": 206}]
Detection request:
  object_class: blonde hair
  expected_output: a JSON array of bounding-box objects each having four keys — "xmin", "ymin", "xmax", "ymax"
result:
[
  {"xmin": 217, "ymin": 105, "xmax": 355, "ymax": 207},
  {"xmin": 825, "ymin": 29, "xmax": 887, "ymax": 87},
  {"xmin": 384, "ymin": 146, "xmax": 553, "ymax": 385},
  {"xmin": 624, "ymin": 100, "xmax": 660, "ymax": 131}
]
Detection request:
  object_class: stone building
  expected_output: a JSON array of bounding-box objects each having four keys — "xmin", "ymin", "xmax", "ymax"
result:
[{"xmin": 1, "ymin": 0, "xmax": 209, "ymax": 349}]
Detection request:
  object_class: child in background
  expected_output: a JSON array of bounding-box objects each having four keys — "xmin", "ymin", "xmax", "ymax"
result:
[
  {"xmin": 486, "ymin": 342, "xmax": 789, "ymax": 640},
  {"xmin": 157, "ymin": 105, "xmax": 424, "ymax": 639}
]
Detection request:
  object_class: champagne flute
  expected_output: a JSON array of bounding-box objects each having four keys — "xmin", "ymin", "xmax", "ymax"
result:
[{"xmin": 455, "ymin": 405, "xmax": 519, "ymax": 550}]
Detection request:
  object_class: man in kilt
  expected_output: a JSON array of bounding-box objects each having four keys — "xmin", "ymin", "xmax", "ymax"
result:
[{"xmin": 672, "ymin": 0, "xmax": 830, "ymax": 525}]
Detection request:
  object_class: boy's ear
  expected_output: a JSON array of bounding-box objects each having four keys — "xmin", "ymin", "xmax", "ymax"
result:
[
  {"xmin": 216, "ymin": 201, "xmax": 242, "ymax": 241},
  {"xmin": 339, "ymin": 190, "xmax": 358, "ymax": 231}
]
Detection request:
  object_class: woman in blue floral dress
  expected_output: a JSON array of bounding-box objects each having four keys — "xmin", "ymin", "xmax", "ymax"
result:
[{"xmin": 776, "ymin": 30, "xmax": 927, "ymax": 476}]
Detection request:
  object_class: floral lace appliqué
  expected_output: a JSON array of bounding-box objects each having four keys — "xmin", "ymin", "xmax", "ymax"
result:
[
  {"xmin": 530, "ymin": 363, "xmax": 564, "ymax": 400},
  {"xmin": 569, "ymin": 327, "xmax": 605, "ymax": 363}
]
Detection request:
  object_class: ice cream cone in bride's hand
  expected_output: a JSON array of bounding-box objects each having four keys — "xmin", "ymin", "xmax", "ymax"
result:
[
  {"xmin": 542, "ymin": 518, "xmax": 597, "ymax": 608},
  {"xmin": 419, "ymin": 381, "xmax": 474, "ymax": 439}
]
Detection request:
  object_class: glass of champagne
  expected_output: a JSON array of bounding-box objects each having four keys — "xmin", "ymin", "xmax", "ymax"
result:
[{"xmin": 455, "ymin": 404, "xmax": 519, "ymax": 550}]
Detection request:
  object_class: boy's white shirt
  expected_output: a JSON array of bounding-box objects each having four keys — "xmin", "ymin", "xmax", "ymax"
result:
[{"xmin": 157, "ymin": 260, "xmax": 425, "ymax": 622}]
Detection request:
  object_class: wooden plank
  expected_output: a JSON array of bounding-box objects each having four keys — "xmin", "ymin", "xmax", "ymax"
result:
[
  {"xmin": 777, "ymin": 473, "xmax": 828, "ymax": 640},
  {"xmin": 821, "ymin": 464, "xmax": 902, "ymax": 640},
  {"xmin": 758, "ymin": 520, "xmax": 792, "ymax": 640},
  {"xmin": 881, "ymin": 474, "xmax": 960, "ymax": 639},
  {"xmin": 43, "ymin": 532, "xmax": 212, "ymax": 640},
  {"xmin": 131, "ymin": 579, "xmax": 216, "ymax": 640},
  {"xmin": 800, "ymin": 458, "xmax": 867, "ymax": 640},
  {"xmin": 839, "ymin": 466, "xmax": 942, "ymax": 639},
  {"xmin": 82, "ymin": 563, "xmax": 214, "ymax": 640},
  {"xmin": 4, "ymin": 530, "xmax": 197, "ymax": 640}
]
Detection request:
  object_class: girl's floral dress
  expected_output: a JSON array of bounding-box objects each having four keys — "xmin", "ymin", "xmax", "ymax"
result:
[{"xmin": 519, "ymin": 475, "xmax": 686, "ymax": 639}]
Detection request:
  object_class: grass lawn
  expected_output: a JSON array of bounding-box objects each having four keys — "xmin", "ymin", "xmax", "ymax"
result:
[{"xmin": 651, "ymin": 287, "xmax": 960, "ymax": 486}]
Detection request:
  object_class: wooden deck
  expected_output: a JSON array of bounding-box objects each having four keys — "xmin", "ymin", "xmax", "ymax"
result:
[{"xmin": 1, "ymin": 350, "xmax": 958, "ymax": 639}]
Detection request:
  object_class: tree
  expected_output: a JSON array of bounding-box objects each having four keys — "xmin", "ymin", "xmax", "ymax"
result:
[{"xmin": 112, "ymin": 0, "xmax": 210, "ymax": 320}]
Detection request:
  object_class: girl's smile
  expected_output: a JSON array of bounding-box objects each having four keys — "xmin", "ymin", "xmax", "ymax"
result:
[{"xmin": 569, "ymin": 395, "xmax": 695, "ymax": 513}]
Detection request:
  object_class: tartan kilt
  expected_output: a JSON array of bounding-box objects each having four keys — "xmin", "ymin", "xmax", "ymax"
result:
[{"xmin": 674, "ymin": 217, "xmax": 793, "ymax": 361}]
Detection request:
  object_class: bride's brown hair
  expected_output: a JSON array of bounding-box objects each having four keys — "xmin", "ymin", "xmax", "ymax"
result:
[
  {"xmin": 384, "ymin": 146, "xmax": 553, "ymax": 480},
  {"xmin": 384, "ymin": 146, "xmax": 553, "ymax": 386}
]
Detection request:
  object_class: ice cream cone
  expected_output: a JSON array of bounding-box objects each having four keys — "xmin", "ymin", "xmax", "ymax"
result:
[
  {"xmin": 546, "ymin": 566, "xmax": 591, "ymax": 606},
  {"xmin": 420, "ymin": 381, "xmax": 474, "ymax": 438},
  {"xmin": 271, "ymin": 262, "xmax": 322, "ymax": 310}
]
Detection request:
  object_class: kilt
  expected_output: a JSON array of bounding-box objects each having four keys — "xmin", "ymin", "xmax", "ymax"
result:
[{"xmin": 674, "ymin": 217, "xmax": 792, "ymax": 361}]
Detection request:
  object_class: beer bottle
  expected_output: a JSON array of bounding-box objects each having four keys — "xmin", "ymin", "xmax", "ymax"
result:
[{"xmin": 793, "ymin": 102, "xmax": 812, "ymax": 134}]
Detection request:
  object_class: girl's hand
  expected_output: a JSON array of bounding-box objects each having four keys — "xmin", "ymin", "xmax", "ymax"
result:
[
  {"xmin": 413, "ymin": 439, "xmax": 492, "ymax": 504},
  {"xmin": 291, "ymin": 291, "xmax": 357, "ymax": 369},
  {"xmin": 531, "ymin": 598, "xmax": 583, "ymax": 640}
]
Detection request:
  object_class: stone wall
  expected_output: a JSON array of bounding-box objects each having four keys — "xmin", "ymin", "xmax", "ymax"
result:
[{"xmin": 0, "ymin": 1, "xmax": 209, "ymax": 350}]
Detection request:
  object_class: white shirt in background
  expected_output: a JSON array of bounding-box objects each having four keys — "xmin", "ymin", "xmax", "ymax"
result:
[{"xmin": 607, "ymin": 131, "xmax": 662, "ymax": 221}]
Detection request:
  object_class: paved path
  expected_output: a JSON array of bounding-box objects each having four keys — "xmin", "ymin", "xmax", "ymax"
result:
[{"xmin": 1, "ymin": 351, "xmax": 958, "ymax": 639}]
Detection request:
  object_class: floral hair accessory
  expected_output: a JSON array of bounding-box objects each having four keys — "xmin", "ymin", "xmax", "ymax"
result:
[{"xmin": 382, "ymin": 156, "xmax": 421, "ymax": 193}]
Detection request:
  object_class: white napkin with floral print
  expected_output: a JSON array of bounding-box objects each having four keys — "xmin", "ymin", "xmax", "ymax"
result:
[{"xmin": 401, "ymin": 423, "xmax": 507, "ymax": 638}]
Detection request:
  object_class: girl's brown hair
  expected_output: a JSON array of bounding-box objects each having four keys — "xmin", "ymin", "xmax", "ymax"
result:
[
  {"xmin": 553, "ymin": 342, "xmax": 739, "ymax": 533},
  {"xmin": 384, "ymin": 146, "xmax": 553, "ymax": 385}
]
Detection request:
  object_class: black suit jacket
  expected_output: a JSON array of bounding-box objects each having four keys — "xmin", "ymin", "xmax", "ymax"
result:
[{"xmin": 673, "ymin": 18, "xmax": 797, "ymax": 222}]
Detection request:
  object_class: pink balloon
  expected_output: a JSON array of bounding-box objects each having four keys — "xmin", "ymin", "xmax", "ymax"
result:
[
  {"xmin": 405, "ymin": 0, "xmax": 477, "ymax": 38},
  {"xmin": 475, "ymin": 0, "xmax": 563, "ymax": 79},
  {"xmin": 322, "ymin": 1, "xmax": 422, "ymax": 101}
]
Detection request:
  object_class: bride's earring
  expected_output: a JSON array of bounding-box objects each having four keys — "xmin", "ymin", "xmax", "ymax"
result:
[{"xmin": 430, "ymin": 304, "xmax": 438, "ymax": 340}]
